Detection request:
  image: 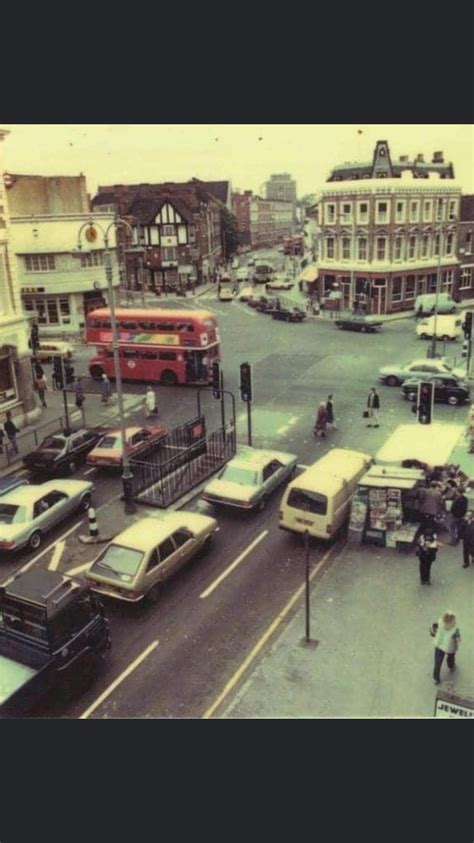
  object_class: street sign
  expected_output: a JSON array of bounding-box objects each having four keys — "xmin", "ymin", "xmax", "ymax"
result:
[{"xmin": 434, "ymin": 689, "xmax": 474, "ymax": 718}]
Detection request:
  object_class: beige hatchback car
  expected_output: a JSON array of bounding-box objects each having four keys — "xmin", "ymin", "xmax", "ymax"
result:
[{"xmin": 85, "ymin": 512, "xmax": 217, "ymax": 604}]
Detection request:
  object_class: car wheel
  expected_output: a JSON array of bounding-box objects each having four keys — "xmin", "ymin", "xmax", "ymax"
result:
[
  {"xmin": 386, "ymin": 376, "xmax": 400, "ymax": 386},
  {"xmin": 360, "ymin": 326, "xmax": 366, "ymax": 333},
  {"xmin": 29, "ymin": 531, "xmax": 42, "ymax": 551},
  {"xmin": 68, "ymin": 459, "xmax": 77, "ymax": 475},
  {"xmin": 408, "ymin": 392, "xmax": 417, "ymax": 402},
  {"xmin": 80, "ymin": 493, "xmax": 92, "ymax": 511},
  {"xmin": 257, "ymin": 496, "xmax": 268, "ymax": 512},
  {"xmin": 147, "ymin": 583, "xmax": 162, "ymax": 604},
  {"xmin": 448, "ymin": 395, "xmax": 460, "ymax": 406},
  {"xmin": 161, "ymin": 369, "xmax": 178, "ymax": 386}
]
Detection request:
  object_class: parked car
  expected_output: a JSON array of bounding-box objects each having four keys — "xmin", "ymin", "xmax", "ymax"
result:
[
  {"xmin": 0, "ymin": 476, "xmax": 29, "ymax": 497},
  {"xmin": 334, "ymin": 313, "xmax": 383, "ymax": 333},
  {"xmin": 237, "ymin": 284, "xmax": 254, "ymax": 302},
  {"xmin": 247, "ymin": 257, "xmax": 255, "ymax": 266},
  {"xmin": 85, "ymin": 512, "xmax": 217, "ymax": 603},
  {"xmin": 272, "ymin": 307, "xmax": 306, "ymax": 323},
  {"xmin": 86, "ymin": 425, "xmax": 167, "ymax": 468},
  {"xmin": 202, "ymin": 446, "xmax": 298, "ymax": 511},
  {"xmin": 0, "ymin": 479, "xmax": 94, "ymax": 552},
  {"xmin": 236, "ymin": 267, "xmax": 250, "ymax": 282},
  {"xmin": 35, "ymin": 340, "xmax": 74, "ymax": 363},
  {"xmin": 231, "ymin": 258, "xmax": 240, "ymax": 269},
  {"xmin": 23, "ymin": 427, "xmax": 105, "ymax": 476},
  {"xmin": 401, "ymin": 373, "xmax": 470, "ymax": 406},
  {"xmin": 247, "ymin": 296, "xmax": 265, "ymax": 309},
  {"xmin": 256, "ymin": 296, "xmax": 280, "ymax": 313},
  {"xmin": 266, "ymin": 275, "xmax": 294, "ymax": 291},
  {"xmin": 379, "ymin": 358, "xmax": 458, "ymax": 387}
]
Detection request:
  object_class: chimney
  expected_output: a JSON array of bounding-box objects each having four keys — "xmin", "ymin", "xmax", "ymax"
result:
[
  {"xmin": 399, "ymin": 155, "xmax": 409, "ymax": 163},
  {"xmin": 415, "ymin": 154, "xmax": 424, "ymax": 163},
  {"xmin": 432, "ymin": 151, "xmax": 444, "ymax": 163}
]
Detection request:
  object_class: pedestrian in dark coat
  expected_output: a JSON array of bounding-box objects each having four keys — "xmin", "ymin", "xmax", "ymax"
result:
[
  {"xmin": 458, "ymin": 510, "xmax": 474, "ymax": 568},
  {"xmin": 33, "ymin": 360, "xmax": 44, "ymax": 380},
  {"xmin": 416, "ymin": 529, "xmax": 441, "ymax": 585},
  {"xmin": 449, "ymin": 487, "xmax": 468, "ymax": 545},
  {"xmin": 366, "ymin": 387, "xmax": 380, "ymax": 427},
  {"xmin": 100, "ymin": 374, "xmax": 112, "ymax": 405},
  {"xmin": 4, "ymin": 411, "xmax": 19, "ymax": 455},
  {"xmin": 326, "ymin": 394, "xmax": 337, "ymax": 430},
  {"xmin": 314, "ymin": 402, "xmax": 328, "ymax": 438},
  {"xmin": 73, "ymin": 377, "xmax": 85, "ymax": 410},
  {"xmin": 36, "ymin": 374, "xmax": 47, "ymax": 408}
]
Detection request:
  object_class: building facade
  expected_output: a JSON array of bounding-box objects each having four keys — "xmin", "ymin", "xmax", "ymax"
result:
[
  {"xmin": 0, "ymin": 131, "xmax": 39, "ymax": 427},
  {"xmin": 458, "ymin": 195, "xmax": 474, "ymax": 302},
  {"xmin": 317, "ymin": 173, "xmax": 461, "ymax": 315},
  {"xmin": 10, "ymin": 214, "xmax": 120, "ymax": 336},
  {"xmin": 5, "ymin": 173, "xmax": 90, "ymax": 215},
  {"xmin": 265, "ymin": 173, "xmax": 297, "ymax": 203},
  {"xmin": 250, "ymin": 196, "xmax": 294, "ymax": 248},
  {"xmin": 231, "ymin": 191, "xmax": 252, "ymax": 247},
  {"xmin": 327, "ymin": 141, "xmax": 455, "ymax": 182}
]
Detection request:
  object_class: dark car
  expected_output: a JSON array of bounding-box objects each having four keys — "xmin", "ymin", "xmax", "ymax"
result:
[
  {"xmin": 256, "ymin": 297, "xmax": 279, "ymax": 313},
  {"xmin": 247, "ymin": 296, "xmax": 264, "ymax": 309},
  {"xmin": 23, "ymin": 428, "xmax": 105, "ymax": 476},
  {"xmin": 272, "ymin": 307, "xmax": 306, "ymax": 323},
  {"xmin": 401, "ymin": 374, "xmax": 470, "ymax": 406},
  {"xmin": 335, "ymin": 313, "xmax": 383, "ymax": 333}
]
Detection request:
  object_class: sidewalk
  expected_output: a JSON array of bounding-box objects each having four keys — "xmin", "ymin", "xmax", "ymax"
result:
[{"xmin": 119, "ymin": 282, "xmax": 216, "ymax": 307}]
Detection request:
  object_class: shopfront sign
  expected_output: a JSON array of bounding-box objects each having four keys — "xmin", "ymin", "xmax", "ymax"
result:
[
  {"xmin": 434, "ymin": 690, "xmax": 474, "ymax": 718},
  {"xmin": 21, "ymin": 287, "xmax": 45, "ymax": 294}
]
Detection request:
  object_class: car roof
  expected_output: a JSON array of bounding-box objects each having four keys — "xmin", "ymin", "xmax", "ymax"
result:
[
  {"xmin": 99, "ymin": 427, "xmax": 143, "ymax": 438},
  {"xmin": 229, "ymin": 446, "xmax": 295, "ymax": 469},
  {"xmin": 107, "ymin": 514, "xmax": 190, "ymax": 552},
  {"xmin": 0, "ymin": 481, "xmax": 72, "ymax": 504}
]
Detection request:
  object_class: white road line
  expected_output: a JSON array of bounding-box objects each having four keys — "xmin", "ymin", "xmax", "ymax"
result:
[
  {"xmin": 48, "ymin": 540, "xmax": 65, "ymax": 572},
  {"xmin": 276, "ymin": 425, "xmax": 289, "ymax": 435},
  {"xmin": 68, "ymin": 562, "xmax": 91, "ymax": 577},
  {"xmin": 79, "ymin": 640, "xmax": 159, "ymax": 719},
  {"xmin": 83, "ymin": 467, "xmax": 96, "ymax": 475},
  {"xmin": 297, "ymin": 464, "xmax": 310, "ymax": 470},
  {"xmin": 15, "ymin": 521, "xmax": 86, "ymax": 576},
  {"xmin": 200, "ymin": 530, "xmax": 269, "ymax": 599}
]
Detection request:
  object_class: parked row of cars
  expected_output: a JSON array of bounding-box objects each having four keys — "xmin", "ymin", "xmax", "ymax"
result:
[{"xmin": 378, "ymin": 357, "xmax": 470, "ymax": 406}]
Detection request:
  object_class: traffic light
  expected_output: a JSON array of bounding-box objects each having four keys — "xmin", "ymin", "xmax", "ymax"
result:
[
  {"xmin": 64, "ymin": 359, "xmax": 75, "ymax": 385},
  {"xmin": 463, "ymin": 311, "xmax": 473, "ymax": 340},
  {"xmin": 239, "ymin": 362, "xmax": 252, "ymax": 402},
  {"xmin": 417, "ymin": 381, "xmax": 434, "ymax": 425},
  {"xmin": 212, "ymin": 361, "xmax": 221, "ymax": 399},
  {"xmin": 53, "ymin": 356, "xmax": 64, "ymax": 390},
  {"xmin": 462, "ymin": 339, "xmax": 471, "ymax": 359}
]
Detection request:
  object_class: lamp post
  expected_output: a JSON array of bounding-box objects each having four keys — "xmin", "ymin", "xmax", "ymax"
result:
[
  {"xmin": 430, "ymin": 199, "xmax": 446, "ymax": 359},
  {"xmin": 77, "ymin": 216, "xmax": 137, "ymax": 514}
]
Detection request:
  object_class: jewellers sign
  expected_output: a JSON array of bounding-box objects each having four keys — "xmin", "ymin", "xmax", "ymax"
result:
[{"xmin": 434, "ymin": 690, "xmax": 474, "ymax": 718}]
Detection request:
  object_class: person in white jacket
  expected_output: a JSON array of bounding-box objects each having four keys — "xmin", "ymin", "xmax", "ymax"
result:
[
  {"xmin": 144, "ymin": 386, "xmax": 158, "ymax": 418},
  {"xmin": 430, "ymin": 611, "xmax": 461, "ymax": 684}
]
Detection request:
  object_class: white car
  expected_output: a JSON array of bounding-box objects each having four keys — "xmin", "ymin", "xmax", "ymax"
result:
[
  {"xmin": 236, "ymin": 267, "xmax": 250, "ymax": 282},
  {"xmin": 378, "ymin": 357, "xmax": 460, "ymax": 387},
  {"xmin": 202, "ymin": 446, "xmax": 298, "ymax": 511},
  {"xmin": 237, "ymin": 285, "xmax": 254, "ymax": 302},
  {"xmin": 231, "ymin": 258, "xmax": 240, "ymax": 269},
  {"xmin": 266, "ymin": 274, "xmax": 294, "ymax": 291}
]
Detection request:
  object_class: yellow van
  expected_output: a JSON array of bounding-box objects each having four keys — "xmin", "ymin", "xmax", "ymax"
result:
[{"xmin": 279, "ymin": 448, "xmax": 372, "ymax": 540}]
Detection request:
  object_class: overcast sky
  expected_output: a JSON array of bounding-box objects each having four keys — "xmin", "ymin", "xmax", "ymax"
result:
[{"xmin": 2, "ymin": 124, "xmax": 473, "ymax": 198}]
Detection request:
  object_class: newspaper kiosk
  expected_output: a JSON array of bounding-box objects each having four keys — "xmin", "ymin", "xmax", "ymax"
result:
[{"xmin": 348, "ymin": 465, "xmax": 425, "ymax": 550}]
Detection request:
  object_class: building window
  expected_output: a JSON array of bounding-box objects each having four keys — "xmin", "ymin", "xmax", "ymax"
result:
[
  {"xmin": 428, "ymin": 273, "xmax": 438, "ymax": 292},
  {"xmin": 445, "ymin": 233, "xmax": 454, "ymax": 255},
  {"xmin": 422, "ymin": 234, "xmax": 429, "ymax": 258},
  {"xmin": 163, "ymin": 225, "xmax": 175, "ymax": 236},
  {"xmin": 404, "ymin": 276, "xmax": 416, "ymax": 300},
  {"xmin": 149, "ymin": 227, "xmax": 159, "ymax": 245},
  {"xmin": 358, "ymin": 238, "xmax": 367, "ymax": 260},
  {"xmin": 448, "ymin": 199, "xmax": 457, "ymax": 221},
  {"xmin": 376, "ymin": 237, "xmax": 386, "ymax": 261},
  {"xmin": 433, "ymin": 234, "xmax": 440, "ymax": 257},
  {"xmin": 357, "ymin": 202, "xmax": 368, "ymax": 223},
  {"xmin": 162, "ymin": 247, "xmax": 177, "ymax": 262},
  {"xmin": 408, "ymin": 235, "xmax": 417, "ymax": 260},
  {"xmin": 409, "ymin": 201, "xmax": 420, "ymax": 222},
  {"xmin": 326, "ymin": 238, "xmax": 334, "ymax": 259},
  {"xmin": 392, "ymin": 277, "xmax": 402, "ymax": 303},
  {"xmin": 443, "ymin": 270, "xmax": 454, "ymax": 293},
  {"xmin": 435, "ymin": 199, "xmax": 444, "ymax": 221},
  {"xmin": 376, "ymin": 201, "xmax": 388, "ymax": 224},
  {"xmin": 423, "ymin": 200, "xmax": 432, "ymax": 222},
  {"xmin": 465, "ymin": 231, "xmax": 472, "ymax": 255},
  {"xmin": 80, "ymin": 251, "xmax": 103, "ymax": 268},
  {"xmin": 326, "ymin": 204, "xmax": 336, "ymax": 224},
  {"xmin": 341, "ymin": 202, "xmax": 352, "ymax": 222},
  {"xmin": 395, "ymin": 201, "xmax": 405, "ymax": 223},
  {"xmin": 342, "ymin": 237, "xmax": 351, "ymax": 259},
  {"xmin": 25, "ymin": 254, "xmax": 56, "ymax": 272},
  {"xmin": 460, "ymin": 267, "xmax": 472, "ymax": 289},
  {"xmin": 394, "ymin": 236, "xmax": 403, "ymax": 261}
]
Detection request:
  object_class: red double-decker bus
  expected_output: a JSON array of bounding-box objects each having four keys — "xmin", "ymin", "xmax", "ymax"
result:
[{"xmin": 85, "ymin": 307, "xmax": 220, "ymax": 386}]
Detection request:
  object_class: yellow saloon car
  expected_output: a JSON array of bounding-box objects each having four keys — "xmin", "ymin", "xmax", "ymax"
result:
[{"xmin": 85, "ymin": 512, "xmax": 217, "ymax": 603}]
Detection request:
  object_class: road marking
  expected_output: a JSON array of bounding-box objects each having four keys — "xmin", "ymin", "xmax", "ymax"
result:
[
  {"xmin": 200, "ymin": 530, "xmax": 269, "ymax": 599},
  {"xmin": 68, "ymin": 562, "xmax": 91, "ymax": 577},
  {"xmin": 297, "ymin": 464, "xmax": 309, "ymax": 470},
  {"xmin": 79, "ymin": 640, "xmax": 159, "ymax": 720},
  {"xmin": 48, "ymin": 540, "xmax": 65, "ymax": 571},
  {"xmin": 83, "ymin": 467, "xmax": 96, "ymax": 475},
  {"xmin": 202, "ymin": 544, "xmax": 336, "ymax": 719},
  {"xmin": 14, "ymin": 521, "xmax": 87, "ymax": 577}
]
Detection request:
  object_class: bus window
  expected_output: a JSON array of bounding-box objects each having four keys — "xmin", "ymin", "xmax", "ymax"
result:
[
  {"xmin": 159, "ymin": 352, "xmax": 177, "ymax": 361},
  {"xmin": 121, "ymin": 321, "xmax": 138, "ymax": 330},
  {"xmin": 138, "ymin": 321, "xmax": 154, "ymax": 330},
  {"xmin": 123, "ymin": 349, "xmax": 138, "ymax": 359},
  {"xmin": 139, "ymin": 350, "xmax": 159, "ymax": 360}
]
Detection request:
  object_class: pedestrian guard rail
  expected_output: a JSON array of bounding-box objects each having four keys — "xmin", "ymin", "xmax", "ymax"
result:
[{"xmin": 0, "ymin": 410, "xmax": 86, "ymax": 470}]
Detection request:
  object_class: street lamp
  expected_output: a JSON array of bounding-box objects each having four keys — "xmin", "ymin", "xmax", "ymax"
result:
[
  {"xmin": 77, "ymin": 216, "xmax": 137, "ymax": 514},
  {"xmin": 430, "ymin": 199, "xmax": 448, "ymax": 359}
]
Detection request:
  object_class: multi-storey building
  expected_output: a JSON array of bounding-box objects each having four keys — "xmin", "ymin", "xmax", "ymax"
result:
[
  {"xmin": 265, "ymin": 173, "xmax": 297, "ymax": 203},
  {"xmin": 317, "ymin": 171, "xmax": 461, "ymax": 315},
  {"xmin": 0, "ymin": 131, "xmax": 38, "ymax": 426},
  {"xmin": 457, "ymin": 195, "xmax": 474, "ymax": 302},
  {"xmin": 327, "ymin": 142, "xmax": 455, "ymax": 182},
  {"xmin": 92, "ymin": 180, "xmax": 225, "ymax": 290},
  {"xmin": 231, "ymin": 190, "xmax": 252, "ymax": 247},
  {"xmin": 250, "ymin": 196, "xmax": 294, "ymax": 248}
]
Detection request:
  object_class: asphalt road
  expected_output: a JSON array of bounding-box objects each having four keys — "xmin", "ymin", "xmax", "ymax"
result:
[{"xmin": 4, "ymin": 246, "xmax": 470, "ymax": 718}]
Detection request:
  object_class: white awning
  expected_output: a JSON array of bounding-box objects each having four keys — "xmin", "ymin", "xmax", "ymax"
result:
[{"xmin": 300, "ymin": 265, "xmax": 319, "ymax": 283}]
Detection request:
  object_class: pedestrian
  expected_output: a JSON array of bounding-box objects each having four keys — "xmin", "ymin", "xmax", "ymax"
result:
[
  {"xmin": 448, "ymin": 487, "xmax": 468, "ymax": 545},
  {"xmin": 366, "ymin": 387, "xmax": 380, "ymax": 427},
  {"xmin": 33, "ymin": 359, "xmax": 44, "ymax": 380},
  {"xmin": 458, "ymin": 510, "xmax": 474, "ymax": 568},
  {"xmin": 36, "ymin": 373, "xmax": 48, "ymax": 408},
  {"xmin": 314, "ymin": 401, "xmax": 328, "ymax": 438},
  {"xmin": 416, "ymin": 528, "xmax": 441, "ymax": 585},
  {"xmin": 418, "ymin": 481, "xmax": 446, "ymax": 533},
  {"xmin": 4, "ymin": 411, "xmax": 19, "ymax": 455},
  {"xmin": 464, "ymin": 406, "xmax": 474, "ymax": 453},
  {"xmin": 100, "ymin": 373, "xmax": 112, "ymax": 405},
  {"xmin": 73, "ymin": 377, "xmax": 85, "ymax": 410},
  {"xmin": 326, "ymin": 394, "xmax": 337, "ymax": 430},
  {"xmin": 0, "ymin": 426, "xmax": 4, "ymax": 454},
  {"xmin": 144, "ymin": 386, "xmax": 158, "ymax": 418},
  {"xmin": 430, "ymin": 610, "xmax": 461, "ymax": 685}
]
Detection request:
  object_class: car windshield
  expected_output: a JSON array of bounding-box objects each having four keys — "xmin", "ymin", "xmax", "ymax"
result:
[
  {"xmin": 91, "ymin": 544, "xmax": 145, "ymax": 576},
  {"xmin": 98, "ymin": 435, "xmax": 122, "ymax": 450},
  {"xmin": 40, "ymin": 436, "xmax": 66, "ymax": 451},
  {"xmin": 220, "ymin": 466, "xmax": 258, "ymax": 485},
  {"xmin": 0, "ymin": 504, "xmax": 27, "ymax": 524}
]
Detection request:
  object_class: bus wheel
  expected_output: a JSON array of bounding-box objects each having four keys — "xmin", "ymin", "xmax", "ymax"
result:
[
  {"xmin": 161, "ymin": 370, "xmax": 178, "ymax": 386},
  {"xmin": 90, "ymin": 365, "xmax": 104, "ymax": 380}
]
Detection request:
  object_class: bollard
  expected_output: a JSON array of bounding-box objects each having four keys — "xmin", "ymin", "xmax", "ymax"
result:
[{"xmin": 88, "ymin": 507, "xmax": 99, "ymax": 538}]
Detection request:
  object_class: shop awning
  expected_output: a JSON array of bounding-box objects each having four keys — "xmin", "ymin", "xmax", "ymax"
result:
[{"xmin": 300, "ymin": 265, "xmax": 319, "ymax": 283}]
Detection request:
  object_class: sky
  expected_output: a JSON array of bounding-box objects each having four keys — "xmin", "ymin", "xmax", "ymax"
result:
[{"xmin": 2, "ymin": 124, "xmax": 473, "ymax": 198}]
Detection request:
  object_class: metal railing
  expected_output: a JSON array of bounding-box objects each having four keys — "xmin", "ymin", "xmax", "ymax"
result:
[{"xmin": 0, "ymin": 410, "xmax": 86, "ymax": 470}]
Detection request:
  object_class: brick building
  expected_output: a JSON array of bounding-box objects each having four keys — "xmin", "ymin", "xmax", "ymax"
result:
[
  {"xmin": 249, "ymin": 195, "xmax": 294, "ymax": 248},
  {"xmin": 457, "ymin": 195, "xmax": 474, "ymax": 302},
  {"xmin": 231, "ymin": 191, "xmax": 252, "ymax": 247}
]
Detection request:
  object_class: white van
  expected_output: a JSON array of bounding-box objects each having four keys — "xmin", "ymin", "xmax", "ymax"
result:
[
  {"xmin": 416, "ymin": 314, "xmax": 462, "ymax": 341},
  {"xmin": 279, "ymin": 448, "xmax": 372, "ymax": 540},
  {"xmin": 35, "ymin": 340, "xmax": 74, "ymax": 362},
  {"xmin": 218, "ymin": 279, "xmax": 235, "ymax": 301},
  {"xmin": 414, "ymin": 293, "xmax": 457, "ymax": 316}
]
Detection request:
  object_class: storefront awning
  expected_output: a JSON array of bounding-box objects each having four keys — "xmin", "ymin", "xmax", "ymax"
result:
[{"xmin": 300, "ymin": 265, "xmax": 319, "ymax": 283}]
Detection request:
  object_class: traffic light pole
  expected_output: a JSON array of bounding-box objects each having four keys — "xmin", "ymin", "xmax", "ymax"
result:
[{"xmin": 246, "ymin": 400, "xmax": 252, "ymax": 447}]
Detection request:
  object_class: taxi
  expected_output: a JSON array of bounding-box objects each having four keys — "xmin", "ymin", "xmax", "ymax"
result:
[{"xmin": 86, "ymin": 425, "xmax": 167, "ymax": 468}]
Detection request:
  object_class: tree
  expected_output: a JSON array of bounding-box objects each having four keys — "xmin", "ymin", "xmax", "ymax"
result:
[{"xmin": 220, "ymin": 207, "xmax": 241, "ymax": 260}]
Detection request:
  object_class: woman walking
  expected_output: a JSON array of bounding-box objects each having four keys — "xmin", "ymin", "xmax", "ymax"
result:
[
  {"xmin": 326, "ymin": 394, "xmax": 337, "ymax": 430},
  {"xmin": 314, "ymin": 402, "xmax": 328, "ymax": 438},
  {"xmin": 36, "ymin": 373, "xmax": 48, "ymax": 408},
  {"xmin": 430, "ymin": 611, "xmax": 461, "ymax": 685}
]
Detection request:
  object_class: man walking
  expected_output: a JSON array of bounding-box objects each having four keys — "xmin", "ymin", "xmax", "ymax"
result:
[
  {"xmin": 366, "ymin": 388, "xmax": 380, "ymax": 427},
  {"xmin": 449, "ymin": 487, "xmax": 468, "ymax": 546},
  {"xmin": 100, "ymin": 373, "xmax": 112, "ymax": 406},
  {"xmin": 4, "ymin": 411, "xmax": 19, "ymax": 455},
  {"xmin": 73, "ymin": 377, "xmax": 85, "ymax": 410},
  {"xmin": 458, "ymin": 510, "xmax": 474, "ymax": 568},
  {"xmin": 430, "ymin": 611, "xmax": 461, "ymax": 685}
]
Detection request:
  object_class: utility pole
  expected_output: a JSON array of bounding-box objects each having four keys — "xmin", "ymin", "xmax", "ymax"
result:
[{"xmin": 430, "ymin": 199, "xmax": 445, "ymax": 360}]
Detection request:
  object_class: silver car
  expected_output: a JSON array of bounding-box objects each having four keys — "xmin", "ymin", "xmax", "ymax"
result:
[
  {"xmin": 0, "ymin": 479, "xmax": 94, "ymax": 552},
  {"xmin": 202, "ymin": 446, "xmax": 298, "ymax": 511},
  {"xmin": 379, "ymin": 357, "xmax": 458, "ymax": 387}
]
